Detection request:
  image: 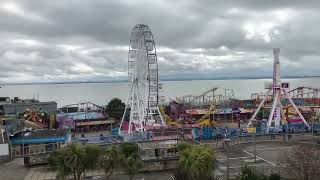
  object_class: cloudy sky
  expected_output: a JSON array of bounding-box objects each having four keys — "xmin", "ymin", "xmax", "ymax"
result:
[{"xmin": 1, "ymin": 0, "xmax": 320, "ymax": 83}]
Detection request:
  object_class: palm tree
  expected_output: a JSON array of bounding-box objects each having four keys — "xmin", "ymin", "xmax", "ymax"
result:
[
  {"xmin": 99, "ymin": 145, "xmax": 121, "ymax": 180},
  {"xmin": 49, "ymin": 144, "xmax": 102, "ymax": 180},
  {"xmin": 84, "ymin": 144, "xmax": 103, "ymax": 178},
  {"xmin": 175, "ymin": 144, "xmax": 215, "ymax": 180},
  {"xmin": 48, "ymin": 150, "xmax": 71, "ymax": 180},
  {"xmin": 64, "ymin": 144, "xmax": 87, "ymax": 180},
  {"xmin": 122, "ymin": 155, "xmax": 142, "ymax": 180},
  {"xmin": 120, "ymin": 142, "xmax": 142, "ymax": 180},
  {"xmin": 120, "ymin": 142, "xmax": 139, "ymax": 158}
]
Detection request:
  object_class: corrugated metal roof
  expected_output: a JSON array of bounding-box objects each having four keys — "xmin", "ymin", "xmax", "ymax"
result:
[
  {"xmin": 57, "ymin": 111, "xmax": 105, "ymax": 120},
  {"xmin": 9, "ymin": 129, "xmax": 69, "ymax": 145}
]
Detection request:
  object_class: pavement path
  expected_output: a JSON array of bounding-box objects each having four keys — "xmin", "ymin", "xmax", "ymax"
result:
[{"xmin": 0, "ymin": 158, "xmax": 29, "ymax": 180}]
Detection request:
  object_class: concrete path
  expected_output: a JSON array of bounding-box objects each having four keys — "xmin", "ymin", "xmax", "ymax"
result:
[{"xmin": 0, "ymin": 158, "xmax": 29, "ymax": 180}]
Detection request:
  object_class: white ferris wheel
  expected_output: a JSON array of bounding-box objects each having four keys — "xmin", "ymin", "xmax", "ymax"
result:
[{"xmin": 119, "ymin": 24, "xmax": 165, "ymax": 134}]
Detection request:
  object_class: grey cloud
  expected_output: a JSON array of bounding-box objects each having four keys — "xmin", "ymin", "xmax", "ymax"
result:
[{"xmin": 0, "ymin": 0, "xmax": 320, "ymax": 83}]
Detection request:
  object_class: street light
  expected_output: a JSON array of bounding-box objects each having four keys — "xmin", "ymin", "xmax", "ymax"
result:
[
  {"xmin": 223, "ymin": 138, "xmax": 231, "ymax": 180},
  {"xmin": 312, "ymin": 116, "xmax": 314, "ymax": 142},
  {"xmin": 224, "ymin": 88, "xmax": 227, "ymax": 128},
  {"xmin": 252, "ymin": 119, "xmax": 257, "ymax": 163},
  {"xmin": 222, "ymin": 88, "xmax": 234, "ymax": 138}
]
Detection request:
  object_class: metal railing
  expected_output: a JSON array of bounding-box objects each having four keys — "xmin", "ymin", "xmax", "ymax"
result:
[
  {"xmin": 202, "ymin": 133, "xmax": 320, "ymax": 151},
  {"xmin": 77, "ymin": 130, "xmax": 196, "ymax": 145},
  {"xmin": 11, "ymin": 142, "xmax": 63, "ymax": 158}
]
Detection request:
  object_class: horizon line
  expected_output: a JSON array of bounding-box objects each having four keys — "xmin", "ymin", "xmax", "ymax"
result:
[{"xmin": 1, "ymin": 75, "xmax": 320, "ymax": 86}]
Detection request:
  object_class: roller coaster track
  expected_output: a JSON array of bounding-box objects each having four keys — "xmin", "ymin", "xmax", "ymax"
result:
[
  {"xmin": 287, "ymin": 86, "xmax": 320, "ymax": 99},
  {"xmin": 176, "ymin": 87, "xmax": 235, "ymax": 108}
]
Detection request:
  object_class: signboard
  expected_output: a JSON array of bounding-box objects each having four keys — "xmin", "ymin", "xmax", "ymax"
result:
[
  {"xmin": 281, "ymin": 82, "xmax": 289, "ymax": 89},
  {"xmin": 76, "ymin": 120, "xmax": 114, "ymax": 126},
  {"xmin": 232, "ymin": 108, "xmax": 241, "ymax": 114},
  {"xmin": 57, "ymin": 116, "xmax": 75, "ymax": 129},
  {"xmin": 246, "ymin": 127, "xmax": 256, "ymax": 133},
  {"xmin": 0, "ymin": 144, "xmax": 9, "ymax": 156},
  {"xmin": 288, "ymin": 118, "xmax": 303, "ymax": 124},
  {"xmin": 186, "ymin": 108, "xmax": 250, "ymax": 115}
]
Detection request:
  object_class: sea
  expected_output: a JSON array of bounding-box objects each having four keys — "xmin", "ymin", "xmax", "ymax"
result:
[{"xmin": 0, "ymin": 78, "xmax": 319, "ymax": 108}]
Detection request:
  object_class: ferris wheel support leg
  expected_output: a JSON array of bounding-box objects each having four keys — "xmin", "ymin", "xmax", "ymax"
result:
[
  {"xmin": 157, "ymin": 106, "xmax": 165, "ymax": 125},
  {"xmin": 267, "ymin": 91, "xmax": 280, "ymax": 133},
  {"xmin": 128, "ymin": 83, "xmax": 137, "ymax": 134},
  {"xmin": 282, "ymin": 88, "xmax": 310, "ymax": 129},
  {"xmin": 136, "ymin": 83, "xmax": 145, "ymax": 132},
  {"xmin": 247, "ymin": 89, "xmax": 271, "ymax": 127},
  {"xmin": 119, "ymin": 82, "xmax": 135, "ymax": 135}
]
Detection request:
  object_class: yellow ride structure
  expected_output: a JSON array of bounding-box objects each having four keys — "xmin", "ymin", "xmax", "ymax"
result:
[
  {"xmin": 196, "ymin": 104, "xmax": 216, "ymax": 126},
  {"xmin": 159, "ymin": 104, "xmax": 216, "ymax": 126},
  {"xmin": 159, "ymin": 106, "xmax": 179, "ymax": 126}
]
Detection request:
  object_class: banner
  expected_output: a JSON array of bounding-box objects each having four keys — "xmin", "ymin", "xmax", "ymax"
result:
[{"xmin": 76, "ymin": 120, "xmax": 114, "ymax": 126}]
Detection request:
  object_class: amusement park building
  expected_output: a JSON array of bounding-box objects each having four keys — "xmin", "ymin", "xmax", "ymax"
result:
[
  {"xmin": 0, "ymin": 98, "xmax": 57, "ymax": 115},
  {"xmin": 10, "ymin": 129, "xmax": 71, "ymax": 166},
  {"xmin": 0, "ymin": 97, "xmax": 58, "ymax": 135},
  {"xmin": 57, "ymin": 102, "xmax": 114, "ymax": 132}
]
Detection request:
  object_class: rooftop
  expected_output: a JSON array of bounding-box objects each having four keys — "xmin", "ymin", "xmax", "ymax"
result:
[{"xmin": 10, "ymin": 129, "xmax": 70, "ymax": 145}]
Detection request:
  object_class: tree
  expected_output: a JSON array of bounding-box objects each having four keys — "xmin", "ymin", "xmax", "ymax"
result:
[
  {"xmin": 49, "ymin": 144, "xmax": 102, "ymax": 180},
  {"xmin": 177, "ymin": 141, "xmax": 192, "ymax": 152},
  {"xmin": 237, "ymin": 166, "xmax": 281, "ymax": 180},
  {"xmin": 237, "ymin": 165, "xmax": 260, "ymax": 180},
  {"xmin": 120, "ymin": 142, "xmax": 142, "ymax": 180},
  {"xmin": 84, "ymin": 144, "xmax": 103, "ymax": 177},
  {"xmin": 281, "ymin": 146, "xmax": 320, "ymax": 180},
  {"xmin": 122, "ymin": 155, "xmax": 142, "ymax": 180},
  {"xmin": 269, "ymin": 173, "xmax": 281, "ymax": 180},
  {"xmin": 51, "ymin": 144, "xmax": 85, "ymax": 180},
  {"xmin": 99, "ymin": 145, "xmax": 121, "ymax": 180},
  {"xmin": 106, "ymin": 98, "xmax": 125, "ymax": 121},
  {"xmin": 48, "ymin": 150, "xmax": 71, "ymax": 180},
  {"xmin": 120, "ymin": 142, "xmax": 139, "ymax": 158},
  {"xmin": 175, "ymin": 144, "xmax": 215, "ymax": 180}
]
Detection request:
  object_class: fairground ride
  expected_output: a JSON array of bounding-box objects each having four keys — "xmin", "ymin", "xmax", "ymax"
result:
[
  {"xmin": 195, "ymin": 104, "xmax": 216, "ymax": 126},
  {"xmin": 247, "ymin": 48, "xmax": 310, "ymax": 132},
  {"xmin": 119, "ymin": 24, "xmax": 165, "ymax": 134},
  {"xmin": 23, "ymin": 108, "xmax": 47, "ymax": 129},
  {"xmin": 160, "ymin": 104, "xmax": 216, "ymax": 127},
  {"xmin": 176, "ymin": 87, "xmax": 235, "ymax": 108},
  {"xmin": 159, "ymin": 106, "xmax": 179, "ymax": 126}
]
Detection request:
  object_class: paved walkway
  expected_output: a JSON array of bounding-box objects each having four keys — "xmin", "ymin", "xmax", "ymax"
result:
[
  {"xmin": 24, "ymin": 169, "xmax": 173, "ymax": 180},
  {"xmin": 24, "ymin": 168, "xmax": 107, "ymax": 180},
  {"xmin": 24, "ymin": 168, "xmax": 56, "ymax": 180},
  {"xmin": 0, "ymin": 158, "xmax": 29, "ymax": 180}
]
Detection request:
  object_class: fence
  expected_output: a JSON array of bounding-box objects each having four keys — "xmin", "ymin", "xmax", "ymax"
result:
[
  {"xmin": 77, "ymin": 130, "xmax": 198, "ymax": 145},
  {"xmin": 202, "ymin": 133, "xmax": 320, "ymax": 151},
  {"xmin": 10, "ymin": 142, "xmax": 64, "ymax": 158}
]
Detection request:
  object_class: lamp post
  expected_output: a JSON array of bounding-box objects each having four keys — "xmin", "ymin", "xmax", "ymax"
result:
[
  {"xmin": 312, "ymin": 116, "xmax": 314, "ymax": 142},
  {"xmin": 222, "ymin": 88, "xmax": 233, "ymax": 139},
  {"xmin": 224, "ymin": 89, "xmax": 227, "ymax": 128},
  {"xmin": 252, "ymin": 119, "xmax": 257, "ymax": 163},
  {"xmin": 224, "ymin": 138, "xmax": 231, "ymax": 180}
]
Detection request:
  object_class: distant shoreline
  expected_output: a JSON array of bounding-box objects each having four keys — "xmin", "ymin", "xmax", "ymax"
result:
[{"xmin": 1, "ymin": 75, "xmax": 319, "ymax": 86}]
